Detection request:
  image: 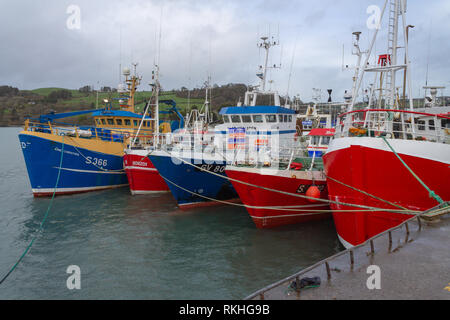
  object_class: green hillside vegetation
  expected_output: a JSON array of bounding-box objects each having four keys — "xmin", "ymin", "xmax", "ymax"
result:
[{"xmin": 0, "ymin": 84, "xmax": 246, "ymax": 127}]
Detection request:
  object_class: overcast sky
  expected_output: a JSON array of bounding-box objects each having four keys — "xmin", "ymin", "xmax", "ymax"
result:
[{"xmin": 0, "ymin": 0, "xmax": 449, "ymax": 101}]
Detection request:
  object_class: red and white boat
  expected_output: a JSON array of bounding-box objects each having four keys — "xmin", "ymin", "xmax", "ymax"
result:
[
  {"xmin": 307, "ymin": 128, "xmax": 335, "ymax": 157},
  {"xmin": 226, "ymin": 165, "xmax": 330, "ymax": 228},
  {"xmin": 123, "ymin": 149, "xmax": 169, "ymax": 194},
  {"xmin": 323, "ymin": 0, "xmax": 450, "ymax": 248},
  {"xmin": 123, "ymin": 65, "xmax": 181, "ymax": 195},
  {"xmin": 225, "ymin": 36, "xmax": 340, "ymax": 229}
]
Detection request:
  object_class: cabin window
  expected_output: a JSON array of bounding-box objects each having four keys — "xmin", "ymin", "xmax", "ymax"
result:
[
  {"xmin": 133, "ymin": 120, "xmax": 138, "ymax": 126},
  {"xmin": 101, "ymin": 119, "xmax": 106, "ymax": 125},
  {"xmin": 147, "ymin": 121, "xmax": 152, "ymax": 128},
  {"xmin": 278, "ymin": 115, "xmax": 284, "ymax": 122},
  {"xmin": 441, "ymin": 119, "xmax": 449, "ymax": 128},
  {"xmin": 415, "ymin": 119, "xmax": 425, "ymax": 131},
  {"xmin": 289, "ymin": 115, "xmax": 292, "ymax": 122},
  {"xmin": 125, "ymin": 119, "xmax": 131, "ymax": 126},
  {"xmin": 242, "ymin": 115, "xmax": 252, "ymax": 123},
  {"xmin": 253, "ymin": 115, "xmax": 263, "ymax": 123},
  {"xmin": 322, "ymin": 137, "xmax": 331, "ymax": 145},
  {"xmin": 107, "ymin": 119, "xmax": 114, "ymax": 125},
  {"xmin": 266, "ymin": 115, "xmax": 277, "ymax": 123},
  {"xmin": 231, "ymin": 115, "xmax": 241, "ymax": 123},
  {"xmin": 428, "ymin": 120, "xmax": 435, "ymax": 131},
  {"xmin": 96, "ymin": 119, "xmax": 101, "ymax": 125},
  {"xmin": 116, "ymin": 119, "xmax": 123, "ymax": 126},
  {"xmin": 223, "ymin": 115, "xmax": 230, "ymax": 123},
  {"xmin": 311, "ymin": 136, "xmax": 320, "ymax": 145},
  {"xmin": 284, "ymin": 115, "xmax": 288, "ymax": 122}
]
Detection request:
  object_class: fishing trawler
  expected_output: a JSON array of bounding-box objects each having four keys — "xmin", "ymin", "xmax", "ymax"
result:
[
  {"xmin": 148, "ymin": 77, "xmax": 236, "ymax": 208},
  {"xmin": 222, "ymin": 36, "xmax": 343, "ymax": 228},
  {"xmin": 123, "ymin": 65, "xmax": 184, "ymax": 195},
  {"xmin": 323, "ymin": 0, "xmax": 450, "ymax": 248},
  {"xmin": 149, "ymin": 36, "xmax": 301, "ymax": 209},
  {"xmin": 19, "ymin": 65, "xmax": 169, "ymax": 196}
]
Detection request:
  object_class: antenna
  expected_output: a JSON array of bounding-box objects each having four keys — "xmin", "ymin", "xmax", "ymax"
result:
[
  {"xmin": 158, "ymin": 7, "xmax": 163, "ymax": 66},
  {"xmin": 286, "ymin": 34, "xmax": 298, "ymax": 98},
  {"xmin": 425, "ymin": 19, "xmax": 432, "ymax": 87},
  {"xmin": 119, "ymin": 26, "xmax": 122, "ymax": 83}
]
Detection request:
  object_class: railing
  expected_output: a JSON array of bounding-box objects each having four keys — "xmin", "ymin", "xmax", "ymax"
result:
[
  {"xmin": 244, "ymin": 201, "xmax": 449, "ymax": 300},
  {"xmin": 335, "ymin": 109, "xmax": 450, "ymax": 143},
  {"xmin": 23, "ymin": 119, "xmax": 156, "ymax": 145}
]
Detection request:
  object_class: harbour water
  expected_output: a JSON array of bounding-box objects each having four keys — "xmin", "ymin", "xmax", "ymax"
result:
[{"xmin": 0, "ymin": 127, "xmax": 342, "ymax": 299}]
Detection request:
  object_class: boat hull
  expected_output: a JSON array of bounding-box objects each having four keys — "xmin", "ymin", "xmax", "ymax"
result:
[
  {"xmin": 123, "ymin": 150, "xmax": 170, "ymax": 195},
  {"xmin": 149, "ymin": 152, "xmax": 238, "ymax": 208},
  {"xmin": 19, "ymin": 131, "xmax": 128, "ymax": 197},
  {"xmin": 225, "ymin": 167, "xmax": 330, "ymax": 228},
  {"xmin": 323, "ymin": 137, "xmax": 450, "ymax": 248}
]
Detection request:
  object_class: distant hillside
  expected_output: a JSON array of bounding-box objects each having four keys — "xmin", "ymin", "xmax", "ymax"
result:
[
  {"xmin": 3, "ymin": 84, "xmax": 444, "ymax": 127},
  {"xmin": 0, "ymin": 83, "xmax": 248, "ymax": 126}
]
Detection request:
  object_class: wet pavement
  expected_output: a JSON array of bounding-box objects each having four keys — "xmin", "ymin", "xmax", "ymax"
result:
[{"xmin": 248, "ymin": 214, "xmax": 450, "ymax": 300}]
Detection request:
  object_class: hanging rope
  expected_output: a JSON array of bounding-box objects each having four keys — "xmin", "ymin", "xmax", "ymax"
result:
[
  {"xmin": 71, "ymin": 143, "xmax": 125, "ymax": 173},
  {"xmin": 156, "ymin": 149, "xmax": 419, "ymax": 215},
  {"xmin": 158, "ymin": 171, "xmax": 417, "ymax": 215},
  {"xmin": 0, "ymin": 136, "xmax": 65, "ymax": 285},
  {"xmin": 325, "ymin": 175, "xmax": 408, "ymax": 210},
  {"xmin": 381, "ymin": 137, "xmax": 445, "ymax": 205}
]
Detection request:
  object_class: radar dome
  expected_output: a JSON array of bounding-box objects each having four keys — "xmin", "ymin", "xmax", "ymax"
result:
[{"xmin": 123, "ymin": 68, "xmax": 131, "ymax": 77}]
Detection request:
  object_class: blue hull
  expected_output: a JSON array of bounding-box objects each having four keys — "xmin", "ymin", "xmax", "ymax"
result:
[
  {"xmin": 19, "ymin": 134, "xmax": 128, "ymax": 196},
  {"xmin": 149, "ymin": 154, "xmax": 237, "ymax": 207}
]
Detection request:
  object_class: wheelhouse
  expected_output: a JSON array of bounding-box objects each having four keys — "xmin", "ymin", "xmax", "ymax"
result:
[{"xmin": 307, "ymin": 128, "xmax": 335, "ymax": 157}]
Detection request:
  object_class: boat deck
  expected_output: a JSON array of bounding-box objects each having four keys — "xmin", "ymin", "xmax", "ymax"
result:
[{"xmin": 246, "ymin": 212, "xmax": 450, "ymax": 300}]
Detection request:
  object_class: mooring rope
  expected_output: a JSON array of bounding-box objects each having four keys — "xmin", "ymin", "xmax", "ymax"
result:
[
  {"xmin": 156, "ymin": 150, "xmax": 419, "ymax": 215},
  {"xmin": 70, "ymin": 141, "xmax": 125, "ymax": 173},
  {"xmin": 325, "ymin": 175, "xmax": 408, "ymax": 210},
  {"xmin": 158, "ymin": 171, "xmax": 416, "ymax": 215},
  {"xmin": 0, "ymin": 136, "xmax": 65, "ymax": 285},
  {"xmin": 381, "ymin": 137, "xmax": 445, "ymax": 205}
]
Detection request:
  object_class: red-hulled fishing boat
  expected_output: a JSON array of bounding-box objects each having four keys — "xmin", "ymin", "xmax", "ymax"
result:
[{"xmin": 323, "ymin": 0, "xmax": 450, "ymax": 248}]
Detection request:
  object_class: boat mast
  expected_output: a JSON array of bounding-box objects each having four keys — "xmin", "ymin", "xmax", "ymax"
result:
[
  {"xmin": 350, "ymin": 32, "xmax": 364, "ymax": 106},
  {"xmin": 349, "ymin": 0, "xmax": 413, "ymax": 112},
  {"xmin": 152, "ymin": 64, "xmax": 161, "ymax": 147},
  {"xmin": 244, "ymin": 35, "xmax": 281, "ymax": 106}
]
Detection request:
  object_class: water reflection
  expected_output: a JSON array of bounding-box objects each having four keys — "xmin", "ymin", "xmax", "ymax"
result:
[{"xmin": 0, "ymin": 127, "xmax": 342, "ymax": 299}]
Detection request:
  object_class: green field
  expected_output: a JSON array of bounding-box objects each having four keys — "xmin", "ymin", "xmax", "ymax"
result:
[{"xmin": 29, "ymin": 88, "xmax": 205, "ymax": 114}]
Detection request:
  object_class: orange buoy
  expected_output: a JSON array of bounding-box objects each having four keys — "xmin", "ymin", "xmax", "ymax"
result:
[{"xmin": 306, "ymin": 185, "xmax": 321, "ymax": 202}]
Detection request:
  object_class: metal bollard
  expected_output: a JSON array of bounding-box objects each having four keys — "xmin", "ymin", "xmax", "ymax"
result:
[
  {"xmin": 388, "ymin": 231, "xmax": 392, "ymax": 252},
  {"xmin": 349, "ymin": 250, "xmax": 354, "ymax": 269},
  {"xmin": 325, "ymin": 262, "xmax": 331, "ymax": 280},
  {"xmin": 405, "ymin": 222, "xmax": 410, "ymax": 242}
]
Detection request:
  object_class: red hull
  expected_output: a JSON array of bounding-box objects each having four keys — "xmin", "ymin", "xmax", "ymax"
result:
[
  {"xmin": 123, "ymin": 153, "xmax": 169, "ymax": 194},
  {"xmin": 225, "ymin": 168, "xmax": 330, "ymax": 228},
  {"xmin": 323, "ymin": 140, "xmax": 450, "ymax": 248}
]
